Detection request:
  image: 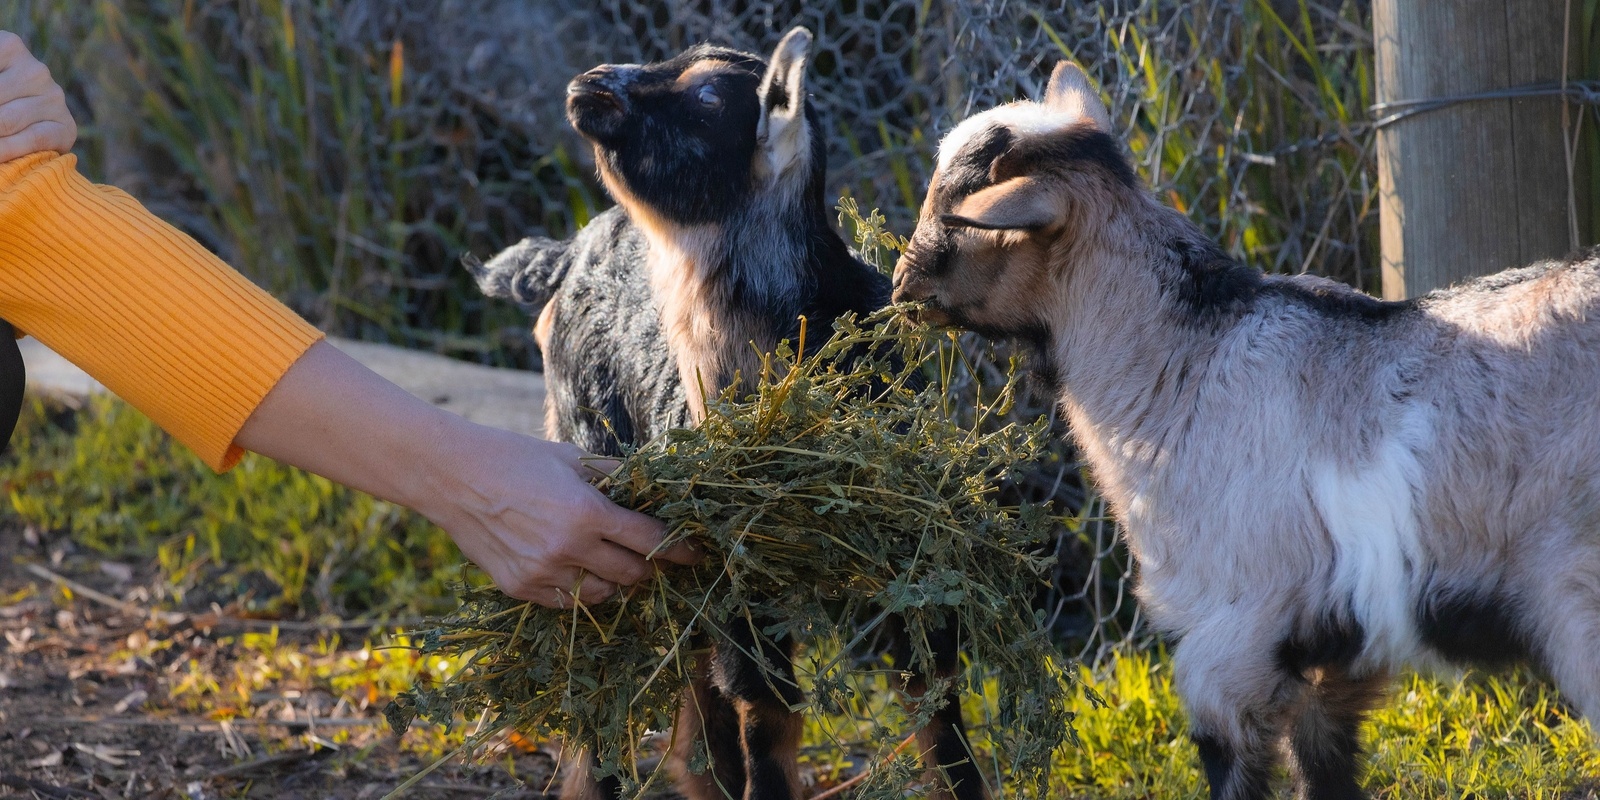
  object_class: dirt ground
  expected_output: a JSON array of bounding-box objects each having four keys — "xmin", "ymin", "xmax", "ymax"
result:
[{"xmin": 0, "ymin": 522, "xmax": 559, "ymax": 799}]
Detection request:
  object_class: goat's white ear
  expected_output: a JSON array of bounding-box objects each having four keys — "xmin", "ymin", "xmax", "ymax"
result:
[
  {"xmin": 755, "ymin": 27, "xmax": 813, "ymax": 182},
  {"xmin": 941, "ymin": 177, "xmax": 1060, "ymax": 231},
  {"xmin": 1044, "ymin": 61, "xmax": 1113, "ymax": 132}
]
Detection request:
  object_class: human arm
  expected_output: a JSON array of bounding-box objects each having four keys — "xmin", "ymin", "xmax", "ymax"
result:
[
  {"xmin": 0, "ymin": 32, "xmax": 691, "ymax": 606},
  {"xmin": 0, "ymin": 150, "xmax": 690, "ymax": 607},
  {"xmin": 235, "ymin": 341, "xmax": 694, "ymax": 606}
]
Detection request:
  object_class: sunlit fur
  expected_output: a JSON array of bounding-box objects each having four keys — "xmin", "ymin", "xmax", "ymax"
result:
[
  {"xmin": 893, "ymin": 62, "xmax": 1600, "ymax": 800},
  {"xmin": 474, "ymin": 29, "xmax": 984, "ymax": 800}
]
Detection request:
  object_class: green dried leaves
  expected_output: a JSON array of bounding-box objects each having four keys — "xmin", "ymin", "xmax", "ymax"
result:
[{"xmin": 390, "ymin": 309, "xmax": 1075, "ymax": 797}]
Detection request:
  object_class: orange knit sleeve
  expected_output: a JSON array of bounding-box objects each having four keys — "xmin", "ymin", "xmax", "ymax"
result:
[{"xmin": 0, "ymin": 153, "xmax": 324, "ymax": 471}]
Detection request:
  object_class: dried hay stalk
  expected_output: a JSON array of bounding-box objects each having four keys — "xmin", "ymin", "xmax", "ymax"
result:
[{"xmin": 387, "ymin": 309, "xmax": 1078, "ymax": 798}]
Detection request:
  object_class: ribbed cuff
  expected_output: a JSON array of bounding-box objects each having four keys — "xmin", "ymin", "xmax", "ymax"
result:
[{"xmin": 0, "ymin": 154, "xmax": 324, "ymax": 470}]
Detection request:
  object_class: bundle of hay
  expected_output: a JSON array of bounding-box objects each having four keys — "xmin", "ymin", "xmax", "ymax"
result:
[{"xmin": 386, "ymin": 310, "xmax": 1075, "ymax": 797}]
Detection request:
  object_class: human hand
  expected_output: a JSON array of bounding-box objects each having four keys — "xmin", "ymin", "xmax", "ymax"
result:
[
  {"xmin": 415, "ymin": 421, "xmax": 699, "ymax": 608},
  {"xmin": 0, "ymin": 31, "xmax": 76, "ymax": 162},
  {"xmin": 237, "ymin": 341, "xmax": 699, "ymax": 610}
]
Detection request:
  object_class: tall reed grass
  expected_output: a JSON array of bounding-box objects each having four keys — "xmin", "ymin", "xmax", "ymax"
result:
[
  {"xmin": 3, "ymin": 0, "xmax": 584, "ymax": 364},
  {"xmin": 1, "ymin": 1, "xmax": 1390, "ymax": 355}
]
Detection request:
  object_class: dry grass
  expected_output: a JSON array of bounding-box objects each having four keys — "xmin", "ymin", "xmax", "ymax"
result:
[{"xmin": 387, "ymin": 310, "xmax": 1075, "ymax": 798}]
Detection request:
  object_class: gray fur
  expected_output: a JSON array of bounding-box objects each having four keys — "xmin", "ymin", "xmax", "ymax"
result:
[
  {"xmin": 894, "ymin": 74, "xmax": 1600, "ymax": 800},
  {"xmin": 469, "ymin": 207, "xmax": 687, "ymax": 455},
  {"xmin": 474, "ymin": 29, "xmax": 936, "ymax": 800}
]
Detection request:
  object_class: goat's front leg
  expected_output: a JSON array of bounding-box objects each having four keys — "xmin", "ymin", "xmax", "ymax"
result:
[
  {"xmin": 671, "ymin": 666, "xmax": 749, "ymax": 800},
  {"xmin": 1174, "ymin": 618, "xmax": 1307, "ymax": 800},
  {"xmin": 896, "ymin": 619, "xmax": 988, "ymax": 800},
  {"xmin": 711, "ymin": 616, "xmax": 804, "ymax": 800},
  {"xmin": 558, "ymin": 742, "xmax": 635, "ymax": 800}
]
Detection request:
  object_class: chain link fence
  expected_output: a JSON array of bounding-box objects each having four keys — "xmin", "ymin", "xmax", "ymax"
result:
[
  {"xmin": 6, "ymin": 0, "xmax": 1377, "ymax": 661},
  {"xmin": 346, "ymin": 0, "xmax": 1376, "ymax": 661}
]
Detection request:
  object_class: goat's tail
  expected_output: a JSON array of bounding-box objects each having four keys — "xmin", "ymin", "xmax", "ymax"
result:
[{"xmin": 465, "ymin": 235, "xmax": 571, "ymax": 312}]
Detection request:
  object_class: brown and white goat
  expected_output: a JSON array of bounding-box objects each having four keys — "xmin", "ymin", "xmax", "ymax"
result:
[
  {"xmin": 476, "ymin": 28, "xmax": 986, "ymax": 800},
  {"xmin": 891, "ymin": 62, "xmax": 1600, "ymax": 800}
]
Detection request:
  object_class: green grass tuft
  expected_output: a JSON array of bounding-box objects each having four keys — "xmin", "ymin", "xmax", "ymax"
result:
[{"xmin": 1054, "ymin": 649, "xmax": 1599, "ymax": 799}]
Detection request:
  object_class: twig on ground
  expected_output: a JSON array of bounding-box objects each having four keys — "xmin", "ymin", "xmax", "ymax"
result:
[
  {"xmin": 22, "ymin": 563, "xmax": 178, "ymax": 624},
  {"xmin": 70, "ymin": 742, "xmax": 139, "ymax": 766},
  {"xmin": 23, "ymin": 562, "xmax": 417, "ymax": 632},
  {"xmin": 38, "ymin": 715, "xmax": 383, "ymax": 731},
  {"xmin": 187, "ymin": 614, "xmax": 423, "ymax": 633},
  {"xmin": 207, "ymin": 748, "xmax": 327, "ymax": 780},
  {"xmin": 0, "ymin": 774, "xmax": 101, "ymax": 799},
  {"xmin": 409, "ymin": 782, "xmax": 537, "ymax": 796}
]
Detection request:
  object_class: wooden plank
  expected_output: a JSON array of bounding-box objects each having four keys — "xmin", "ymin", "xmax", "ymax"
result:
[
  {"xmin": 21, "ymin": 335, "xmax": 548, "ymax": 438},
  {"xmin": 1376, "ymin": 0, "xmax": 1577, "ymax": 299}
]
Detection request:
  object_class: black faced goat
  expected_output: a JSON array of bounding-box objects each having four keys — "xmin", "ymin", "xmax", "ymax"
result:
[{"xmin": 473, "ymin": 28, "xmax": 987, "ymax": 800}]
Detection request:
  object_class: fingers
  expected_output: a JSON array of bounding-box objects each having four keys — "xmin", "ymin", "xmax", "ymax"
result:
[
  {"xmin": 0, "ymin": 41, "xmax": 53, "ymax": 106},
  {"xmin": 0, "ymin": 120, "xmax": 76, "ymax": 160},
  {"xmin": 0, "ymin": 33, "xmax": 75, "ymax": 159},
  {"xmin": 591, "ymin": 494, "xmax": 702, "ymax": 567},
  {"xmin": 557, "ymin": 449, "xmax": 696, "ymax": 567},
  {"xmin": 0, "ymin": 32, "xmax": 25, "ymax": 72},
  {"xmin": 571, "ymin": 573, "xmax": 618, "ymax": 605},
  {"xmin": 551, "ymin": 440, "xmax": 622, "ymax": 483},
  {"xmin": 0, "ymin": 93, "xmax": 61, "ymax": 137},
  {"xmin": 439, "ymin": 433, "xmax": 702, "ymax": 604},
  {"xmin": 578, "ymin": 540, "xmax": 659, "ymax": 586},
  {"xmin": 0, "ymin": 121, "xmax": 72, "ymax": 162},
  {"xmin": 654, "ymin": 539, "xmax": 701, "ymax": 566}
]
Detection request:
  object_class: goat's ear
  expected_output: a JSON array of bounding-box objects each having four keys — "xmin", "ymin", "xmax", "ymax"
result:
[
  {"xmin": 755, "ymin": 27, "xmax": 813, "ymax": 182},
  {"xmin": 1044, "ymin": 61, "xmax": 1113, "ymax": 132},
  {"xmin": 940, "ymin": 177, "xmax": 1060, "ymax": 231}
]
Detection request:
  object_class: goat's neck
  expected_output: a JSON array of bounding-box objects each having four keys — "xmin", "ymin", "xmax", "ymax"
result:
[
  {"xmin": 1043, "ymin": 200, "xmax": 1254, "ymax": 501},
  {"xmin": 644, "ymin": 195, "xmax": 817, "ymax": 420}
]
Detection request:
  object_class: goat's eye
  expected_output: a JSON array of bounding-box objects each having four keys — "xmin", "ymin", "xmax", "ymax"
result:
[{"xmin": 696, "ymin": 84, "xmax": 721, "ymax": 109}]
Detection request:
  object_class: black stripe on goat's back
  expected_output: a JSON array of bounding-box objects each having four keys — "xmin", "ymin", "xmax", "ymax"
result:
[
  {"xmin": 1166, "ymin": 237, "xmax": 1261, "ymax": 320},
  {"xmin": 1166, "ymin": 235, "xmax": 1417, "ymax": 324},
  {"xmin": 1259, "ymin": 277, "xmax": 1417, "ymax": 323},
  {"xmin": 1418, "ymin": 247, "xmax": 1599, "ymax": 304},
  {"xmin": 1415, "ymin": 585, "xmax": 1534, "ymax": 668}
]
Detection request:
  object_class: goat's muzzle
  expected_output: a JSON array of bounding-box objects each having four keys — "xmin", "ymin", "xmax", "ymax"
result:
[
  {"xmin": 891, "ymin": 259, "xmax": 951, "ymax": 325},
  {"xmin": 567, "ymin": 66, "xmax": 635, "ymax": 136},
  {"xmin": 890, "ymin": 256, "xmax": 928, "ymax": 303}
]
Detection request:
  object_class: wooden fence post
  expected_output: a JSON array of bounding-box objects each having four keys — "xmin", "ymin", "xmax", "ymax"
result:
[{"xmin": 1375, "ymin": 0, "xmax": 1580, "ymax": 299}]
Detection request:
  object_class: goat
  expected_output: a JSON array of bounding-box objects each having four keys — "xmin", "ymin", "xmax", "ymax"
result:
[
  {"xmin": 470, "ymin": 207, "xmax": 686, "ymax": 455},
  {"xmin": 891, "ymin": 61, "xmax": 1600, "ymax": 800},
  {"xmin": 472, "ymin": 29, "xmax": 987, "ymax": 800}
]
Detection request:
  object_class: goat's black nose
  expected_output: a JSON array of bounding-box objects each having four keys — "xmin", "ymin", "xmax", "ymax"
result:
[
  {"xmin": 890, "ymin": 261, "xmax": 927, "ymax": 304},
  {"xmin": 567, "ymin": 66, "xmax": 642, "ymax": 126},
  {"xmin": 570, "ymin": 65, "xmax": 638, "ymax": 100}
]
